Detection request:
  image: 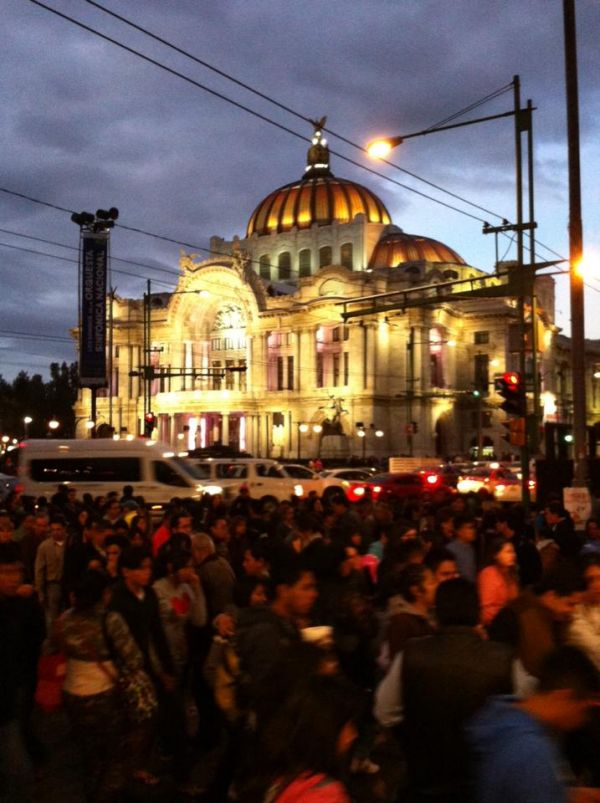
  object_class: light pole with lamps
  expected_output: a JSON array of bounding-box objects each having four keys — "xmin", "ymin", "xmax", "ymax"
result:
[
  {"xmin": 23, "ymin": 416, "xmax": 32, "ymax": 440},
  {"xmin": 367, "ymin": 75, "xmax": 536, "ymax": 505},
  {"xmin": 356, "ymin": 423, "xmax": 384, "ymax": 462},
  {"xmin": 47, "ymin": 419, "xmax": 60, "ymax": 438}
]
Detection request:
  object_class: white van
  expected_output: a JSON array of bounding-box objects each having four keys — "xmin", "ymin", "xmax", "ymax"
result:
[
  {"xmin": 187, "ymin": 457, "xmax": 332, "ymax": 504},
  {"xmin": 13, "ymin": 439, "xmax": 222, "ymax": 510}
]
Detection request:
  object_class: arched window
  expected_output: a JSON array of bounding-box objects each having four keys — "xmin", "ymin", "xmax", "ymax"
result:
[
  {"xmin": 259, "ymin": 254, "xmax": 271, "ymax": 280},
  {"xmin": 319, "ymin": 246, "xmax": 332, "ymax": 269},
  {"xmin": 340, "ymin": 242, "xmax": 353, "ymax": 270},
  {"xmin": 299, "ymin": 249, "xmax": 312, "ymax": 277},
  {"xmin": 278, "ymin": 251, "xmax": 291, "ymax": 281}
]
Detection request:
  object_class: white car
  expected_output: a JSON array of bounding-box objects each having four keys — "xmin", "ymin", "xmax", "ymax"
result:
[
  {"xmin": 318, "ymin": 467, "xmax": 376, "ymax": 501},
  {"xmin": 457, "ymin": 466, "xmax": 536, "ymax": 502},
  {"xmin": 189, "ymin": 457, "xmax": 327, "ymax": 503}
]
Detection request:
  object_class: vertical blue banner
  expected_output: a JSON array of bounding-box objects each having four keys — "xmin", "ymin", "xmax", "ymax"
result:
[{"xmin": 79, "ymin": 232, "xmax": 108, "ymax": 386}]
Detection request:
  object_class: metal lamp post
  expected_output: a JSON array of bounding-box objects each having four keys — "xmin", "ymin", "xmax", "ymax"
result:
[
  {"xmin": 23, "ymin": 416, "xmax": 32, "ymax": 440},
  {"xmin": 367, "ymin": 76, "xmax": 536, "ymax": 504}
]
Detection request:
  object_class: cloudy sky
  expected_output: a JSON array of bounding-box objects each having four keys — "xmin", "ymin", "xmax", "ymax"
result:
[{"xmin": 2, "ymin": 0, "xmax": 599, "ymax": 380}]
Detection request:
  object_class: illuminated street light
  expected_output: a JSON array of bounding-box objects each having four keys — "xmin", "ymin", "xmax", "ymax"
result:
[
  {"xmin": 48, "ymin": 419, "xmax": 60, "ymax": 435},
  {"xmin": 23, "ymin": 415, "xmax": 33, "ymax": 439},
  {"xmin": 312, "ymin": 424, "xmax": 323, "ymax": 434},
  {"xmin": 299, "ymin": 423, "xmax": 309, "ymax": 433},
  {"xmin": 375, "ymin": 429, "xmax": 384, "ymax": 438},
  {"xmin": 366, "ymin": 135, "xmax": 404, "ymax": 159}
]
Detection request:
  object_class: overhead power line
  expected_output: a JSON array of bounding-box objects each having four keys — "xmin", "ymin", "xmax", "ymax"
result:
[
  {"xmin": 27, "ymin": 0, "xmax": 515, "ymax": 225},
  {"xmin": 80, "ymin": 0, "xmax": 510, "ymax": 223},
  {"xmin": 0, "ymin": 241, "xmax": 175, "ymax": 288},
  {"xmin": 24, "ymin": 2, "xmax": 568, "ymax": 264}
]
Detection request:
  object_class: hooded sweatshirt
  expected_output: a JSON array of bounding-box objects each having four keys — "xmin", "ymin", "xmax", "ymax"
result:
[{"xmin": 467, "ymin": 696, "xmax": 567, "ymax": 803}]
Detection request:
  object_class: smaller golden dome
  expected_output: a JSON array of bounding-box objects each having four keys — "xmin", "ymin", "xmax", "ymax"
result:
[{"xmin": 369, "ymin": 231, "xmax": 466, "ymax": 269}]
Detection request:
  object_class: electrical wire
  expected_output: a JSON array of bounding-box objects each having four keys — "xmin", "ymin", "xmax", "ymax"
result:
[
  {"xmin": 17, "ymin": 4, "xmax": 570, "ymax": 267},
  {"xmin": 0, "ymin": 241, "xmax": 175, "ymax": 288},
  {"xmin": 78, "ymin": 0, "xmax": 510, "ymax": 223},
  {"xmin": 0, "ymin": 328, "xmax": 72, "ymax": 343},
  {"xmin": 0, "ymin": 183, "xmax": 567, "ymax": 291},
  {"xmin": 26, "ymin": 0, "xmax": 513, "ymax": 225}
]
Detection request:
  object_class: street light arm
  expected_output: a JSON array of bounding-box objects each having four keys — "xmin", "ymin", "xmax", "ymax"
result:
[{"xmin": 367, "ymin": 107, "xmax": 534, "ymax": 158}]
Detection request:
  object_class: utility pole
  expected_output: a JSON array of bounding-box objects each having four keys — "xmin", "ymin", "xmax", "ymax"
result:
[{"xmin": 563, "ymin": 0, "xmax": 587, "ymax": 486}]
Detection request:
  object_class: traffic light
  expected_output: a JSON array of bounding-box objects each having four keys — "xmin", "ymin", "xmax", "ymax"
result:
[
  {"xmin": 494, "ymin": 371, "xmax": 526, "ymax": 416},
  {"xmin": 144, "ymin": 411, "xmax": 156, "ymax": 437},
  {"xmin": 502, "ymin": 418, "xmax": 526, "ymax": 447}
]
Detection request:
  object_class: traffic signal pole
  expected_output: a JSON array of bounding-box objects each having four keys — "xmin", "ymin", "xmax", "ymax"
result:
[{"xmin": 513, "ymin": 76, "xmax": 531, "ymax": 509}]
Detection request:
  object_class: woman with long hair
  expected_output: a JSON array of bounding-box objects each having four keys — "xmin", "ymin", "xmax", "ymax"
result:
[
  {"xmin": 56, "ymin": 569, "xmax": 150, "ymax": 802},
  {"xmin": 477, "ymin": 536, "xmax": 519, "ymax": 627},
  {"xmin": 242, "ymin": 675, "xmax": 360, "ymax": 802}
]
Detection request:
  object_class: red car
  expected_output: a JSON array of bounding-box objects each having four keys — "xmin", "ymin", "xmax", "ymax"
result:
[{"xmin": 349, "ymin": 471, "xmax": 454, "ymax": 502}]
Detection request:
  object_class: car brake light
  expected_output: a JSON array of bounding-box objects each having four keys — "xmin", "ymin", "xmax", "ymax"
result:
[
  {"xmin": 529, "ymin": 480, "xmax": 536, "ymax": 489},
  {"xmin": 15, "ymin": 484, "xmax": 24, "ymax": 494}
]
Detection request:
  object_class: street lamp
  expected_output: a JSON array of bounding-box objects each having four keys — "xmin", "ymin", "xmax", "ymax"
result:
[
  {"xmin": 48, "ymin": 419, "xmax": 60, "ymax": 437},
  {"xmin": 23, "ymin": 416, "xmax": 32, "ymax": 439}
]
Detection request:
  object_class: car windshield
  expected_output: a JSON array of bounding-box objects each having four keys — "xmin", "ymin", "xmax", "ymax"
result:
[{"xmin": 465, "ymin": 468, "xmax": 491, "ymax": 478}]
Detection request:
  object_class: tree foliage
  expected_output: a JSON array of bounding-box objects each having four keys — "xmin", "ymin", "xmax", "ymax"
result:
[{"xmin": 0, "ymin": 362, "xmax": 79, "ymax": 438}]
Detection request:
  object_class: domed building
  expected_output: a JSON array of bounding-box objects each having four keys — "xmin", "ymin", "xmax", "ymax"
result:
[{"xmin": 76, "ymin": 122, "xmax": 558, "ymax": 461}]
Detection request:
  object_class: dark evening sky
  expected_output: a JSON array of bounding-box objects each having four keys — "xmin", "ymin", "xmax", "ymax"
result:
[{"xmin": 2, "ymin": 0, "xmax": 599, "ymax": 379}]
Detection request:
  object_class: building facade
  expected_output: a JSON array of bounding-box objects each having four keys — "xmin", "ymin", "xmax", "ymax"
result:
[{"xmin": 75, "ymin": 125, "xmax": 594, "ymax": 460}]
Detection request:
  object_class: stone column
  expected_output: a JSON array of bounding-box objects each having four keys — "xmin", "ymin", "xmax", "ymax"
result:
[
  {"xmin": 222, "ymin": 413, "xmax": 229, "ymax": 447},
  {"xmin": 365, "ymin": 323, "xmax": 376, "ymax": 391}
]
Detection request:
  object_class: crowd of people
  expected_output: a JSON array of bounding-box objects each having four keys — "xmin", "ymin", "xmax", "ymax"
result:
[{"xmin": 2, "ymin": 479, "xmax": 600, "ymax": 802}]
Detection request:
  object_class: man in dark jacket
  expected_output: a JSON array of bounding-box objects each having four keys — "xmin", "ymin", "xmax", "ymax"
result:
[
  {"xmin": 376, "ymin": 578, "xmax": 512, "ymax": 803},
  {"xmin": 236, "ymin": 555, "xmax": 318, "ymax": 729},
  {"xmin": 109, "ymin": 545, "xmax": 174, "ymax": 685},
  {"xmin": 0, "ymin": 543, "xmax": 45, "ymax": 801}
]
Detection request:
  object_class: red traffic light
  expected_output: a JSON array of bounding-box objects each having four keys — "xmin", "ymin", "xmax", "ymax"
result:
[
  {"xmin": 503, "ymin": 371, "xmax": 521, "ymax": 389},
  {"xmin": 495, "ymin": 372, "xmax": 526, "ymax": 417}
]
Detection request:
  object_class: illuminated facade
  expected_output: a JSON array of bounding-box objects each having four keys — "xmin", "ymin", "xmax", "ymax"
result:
[{"xmin": 75, "ymin": 126, "xmax": 578, "ymax": 459}]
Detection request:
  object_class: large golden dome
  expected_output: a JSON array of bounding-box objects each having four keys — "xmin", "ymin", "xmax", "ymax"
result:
[
  {"xmin": 368, "ymin": 230, "xmax": 466, "ymax": 269},
  {"xmin": 246, "ymin": 124, "xmax": 391, "ymax": 237}
]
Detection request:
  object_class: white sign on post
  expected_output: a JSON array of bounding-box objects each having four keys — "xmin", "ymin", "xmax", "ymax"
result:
[{"xmin": 563, "ymin": 487, "xmax": 592, "ymax": 530}]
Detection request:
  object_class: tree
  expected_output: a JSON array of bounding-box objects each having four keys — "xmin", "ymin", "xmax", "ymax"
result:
[{"xmin": 0, "ymin": 362, "xmax": 79, "ymax": 439}]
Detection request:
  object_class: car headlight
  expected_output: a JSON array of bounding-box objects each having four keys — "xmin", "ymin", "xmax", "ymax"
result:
[
  {"xmin": 200, "ymin": 484, "xmax": 223, "ymax": 496},
  {"xmin": 294, "ymin": 484, "xmax": 304, "ymax": 497}
]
